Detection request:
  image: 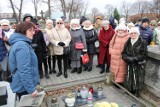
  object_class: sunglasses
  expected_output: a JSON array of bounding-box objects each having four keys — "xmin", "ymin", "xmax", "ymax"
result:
[{"xmin": 57, "ymin": 22, "xmax": 63, "ymax": 24}]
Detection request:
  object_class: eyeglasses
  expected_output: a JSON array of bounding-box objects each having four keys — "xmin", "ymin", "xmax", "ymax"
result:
[
  {"xmin": 57, "ymin": 22, "xmax": 63, "ymax": 24},
  {"xmin": 150, "ymin": 24, "xmax": 155, "ymax": 26}
]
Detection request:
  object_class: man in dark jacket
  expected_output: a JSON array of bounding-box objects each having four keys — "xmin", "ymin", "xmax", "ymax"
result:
[
  {"xmin": 31, "ymin": 18, "xmax": 49, "ymax": 79},
  {"xmin": 138, "ymin": 18, "xmax": 153, "ymax": 45}
]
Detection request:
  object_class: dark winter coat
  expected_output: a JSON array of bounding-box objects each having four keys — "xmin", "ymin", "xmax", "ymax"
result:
[
  {"xmin": 32, "ymin": 29, "xmax": 47, "ymax": 64},
  {"xmin": 83, "ymin": 28, "xmax": 97, "ymax": 54},
  {"xmin": 122, "ymin": 37, "xmax": 147, "ymax": 93},
  {"xmin": 0, "ymin": 30, "xmax": 7, "ymax": 62},
  {"xmin": 138, "ymin": 26, "xmax": 153, "ymax": 45},
  {"xmin": 69, "ymin": 28, "xmax": 87, "ymax": 68}
]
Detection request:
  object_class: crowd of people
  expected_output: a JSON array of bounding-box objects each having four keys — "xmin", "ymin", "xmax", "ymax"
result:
[{"xmin": 0, "ymin": 13, "xmax": 160, "ymax": 99}]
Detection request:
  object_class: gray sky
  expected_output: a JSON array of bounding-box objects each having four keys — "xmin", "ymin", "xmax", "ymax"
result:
[{"xmin": 0, "ymin": 0, "xmax": 145, "ymax": 16}]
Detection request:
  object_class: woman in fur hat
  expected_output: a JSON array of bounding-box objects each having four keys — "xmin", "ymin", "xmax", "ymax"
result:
[
  {"xmin": 83, "ymin": 20, "xmax": 98, "ymax": 71},
  {"xmin": 69, "ymin": 19, "xmax": 87, "ymax": 74},
  {"xmin": 98, "ymin": 20, "xmax": 115, "ymax": 74},
  {"xmin": 45, "ymin": 19, "xmax": 57, "ymax": 75},
  {"xmin": 122, "ymin": 27, "xmax": 147, "ymax": 96},
  {"xmin": 49, "ymin": 18, "xmax": 71, "ymax": 78},
  {"xmin": 109, "ymin": 24, "xmax": 129, "ymax": 85}
]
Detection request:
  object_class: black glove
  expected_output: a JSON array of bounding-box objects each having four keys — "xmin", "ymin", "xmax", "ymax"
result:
[{"xmin": 58, "ymin": 42, "xmax": 65, "ymax": 46}]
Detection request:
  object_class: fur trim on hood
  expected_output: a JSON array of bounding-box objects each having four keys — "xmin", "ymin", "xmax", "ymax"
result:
[
  {"xmin": 70, "ymin": 19, "xmax": 81, "ymax": 30},
  {"xmin": 83, "ymin": 25, "xmax": 94, "ymax": 30}
]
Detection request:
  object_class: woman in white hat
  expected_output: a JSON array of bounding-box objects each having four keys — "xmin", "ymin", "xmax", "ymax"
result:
[
  {"xmin": 49, "ymin": 18, "xmax": 71, "ymax": 78},
  {"xmin": 109, "ymin": 24, "xmax": 129, "ymax": 85},
  {"xmin": 69, "ymin": 19, "xmax": 87, "ymax": 74},
  {"xmin": 45, "ymin": 19, "xmax": 57, "ymax": 75},
  {"xmin": 122, "ymin": 27, "xmax": 147, "ymax": 96}
]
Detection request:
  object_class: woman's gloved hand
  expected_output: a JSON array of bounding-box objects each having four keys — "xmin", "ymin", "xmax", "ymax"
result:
[{"xmin": 58, "ymin": 42, "xmax": 65, "ymax": 46}]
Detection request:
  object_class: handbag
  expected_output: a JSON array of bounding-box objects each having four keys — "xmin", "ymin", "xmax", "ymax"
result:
[
  {"xmin": 1, "ymin": 55, "xmax": 12, "ymax": 83},
  {"xmin": 63, "ymin": 47, "xmax": 70, "ymax": 55},
  {"xmin": 1, "ymin": 55, "xmax": 16, "ymax": 83},
  {"xmin": 81, "ymin": 53, "xmax": 89, "ymax": 65},
  {"xmin": 75, "ymin": 42, "xmax": 84, "ymax": 49}
]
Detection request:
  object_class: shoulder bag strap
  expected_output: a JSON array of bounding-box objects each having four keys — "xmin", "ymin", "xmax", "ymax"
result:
[{"xmin": 55, "ymin": 29, "xmax": 61, "ymax": 42}]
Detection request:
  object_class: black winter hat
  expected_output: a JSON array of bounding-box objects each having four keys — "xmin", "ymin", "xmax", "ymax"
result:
[
  {"xmin": 80, "ymin": 16, "xmax": 87, "ymax": 25},
  {"xmin": 23, "ymin": 13, "xmax": 33, "ymax": 21},
  {"xmin": 61, "ymin": 16, "xmax": 66, "ymax": 20},
  {"xmin": 31, "ymin": 18, "xmax": 38, "ymax": 25},
  {"xmin": 142, "ymin": 18, "xmax": 150, "ymax": 24}
]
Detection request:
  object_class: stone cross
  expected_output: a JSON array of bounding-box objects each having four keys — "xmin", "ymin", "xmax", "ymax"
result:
[{"xmin": 40, "ymin": 10, "xmax": 44, "ymax": 19}]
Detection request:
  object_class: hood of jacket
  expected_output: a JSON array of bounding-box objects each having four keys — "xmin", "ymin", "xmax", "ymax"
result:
[{"xmin": 9, "ymin": 33, "xmax": 32, "ymax": 45}]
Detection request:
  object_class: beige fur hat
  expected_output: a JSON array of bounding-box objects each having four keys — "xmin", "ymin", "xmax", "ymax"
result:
[{"xmin": 0, "ymin": 19, "xmax": 10, "ymax": 26}]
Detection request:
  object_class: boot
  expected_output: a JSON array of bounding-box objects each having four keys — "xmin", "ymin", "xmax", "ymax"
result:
[
  {"xmin": 96, "ymin": 64, "xmax": 101, "ymax": 68},
  {"xmin": 40, "ymin": 74, "xmax": 43, "ymax": 79},
  {"xmin": 64, "ymin": 71, "xmax": 68, "ymax": 78},
  {"xmin": 100, "ymin": 65, "xmax": 105, "ymax": 74},
  {"xmin": 67, "ymin": 64, "xmax": 72, "ymax": 69},
  {"xmin": 49, "ymin": 69, "xmax": 56, "ymax": 74},
  {"xmin": 88, "ymin": 67, "xmax": 92, "ymax": 72},
  {"xmin": 71, "ymin": 68, "xmax": 77, "ymax": 73},
  {"xmin": 83, "ymin": 65, "xmax": 88, "ymax": 71},
  {"xmin": 39, "ymin": 71, "xmax": 44, "ymax": 79},
  {"xmin": 56, "ymin": 71, "xmax": 62, "ymax": 77},
  {"xmin": 106, "ymin": 67, "xmax": 110, "ymax": 73},
  {"xmin": 77, "ymin": 67, "xmax": 82, "ymax": 74},
  {"xmin": 45, "ymin": 70, "xmax": 50, "ymax": 79}
]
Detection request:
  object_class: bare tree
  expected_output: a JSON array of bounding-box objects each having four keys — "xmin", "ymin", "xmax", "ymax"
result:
[
  {"xmin": 32, "ymin": 0, "xmax": 41, "ymax": 19},
  {"xmin": 57, "ymin": 0, "xmax": 88, "ymax": 19},
  {"xmin": 8, "ymin": 0, "xmax": 18, "ymax": 23},
  {"xmin": 131, "ymin": 0, "xmax": 152, "ymax": 18},
  {"xmin": 91, "ymin": 7, "xmax": 100, "ymax": 23},
  {"xmin": 59, "ymin": 0, "xmax": 67, "ymax": 18},
  {"xmin": 152, "ymin": 0, "xmax": 160, "ymax": 18},
  {"xmin": 14, "ymin": 0, "xmax": 23, "ymax": 22},
  {"xmin": 41, "ymin": 0, "xmax": 54, "ymax": 19},
  {"xmin": 0, "ymin": 2, "xmax": 2, "ymax": 13},
  {"xmin": 120, "ymin": 0, "xmax": 132, "ymax": 22},
  {"xmin": 104, "ymin": 4, "xmax": 114, "ymax": 18},
  {"xmin": 71, "ymin": 0, "xmax": 88, "ymax": 18}
]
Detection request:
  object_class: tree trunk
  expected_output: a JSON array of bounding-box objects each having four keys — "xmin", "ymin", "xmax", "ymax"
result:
[
  {"xmin": 60, "ymin": 0, "xmax": 66, "ymax": 18},
  {"xmin": 48, "ymin": 0, "xmax": 51, "ymax": 19},
  {"xmin": 18, "ymin": 0, "xmax": 23, "ymax": 22},
  {"xmin": 33, "ymin": 0, "xmax": 38, "ymax": 19},
  {"xmin": 9, "ymin": 0, "xmax": 18, "ymax": 23}
]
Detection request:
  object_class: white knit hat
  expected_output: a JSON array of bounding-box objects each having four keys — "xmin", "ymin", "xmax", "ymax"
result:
[
  {"xmin": 128, "ymin": 22, "xmax": 135, "ymax": 27},
  {"xmin": 101, "ymin": 20, "xmax": 110, "ymax": 27},
  {"xmin": 0, "ymin": 19, "xmax": 10, "ymax": 26},
  {"xmin": 56, "ymin": 18, "xmax": 63, "ymax": 23},
  {"xmin": 46, "ymin": 19, "xmax": 53, "ymax": 25},
  {"xmin": 119, "ymin": 18, "xmax": 126, "ymax": 24},
  {"xmin": 116, "ymin": 24, "xmax": 127, "ymax": 31},
  {"xmin": 129, "ymin": 27, "xmax": 140, "ymax": 36},
  {"xmin": 70, "ymin": 19, "xmax": 80, "ymax": 26}
]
